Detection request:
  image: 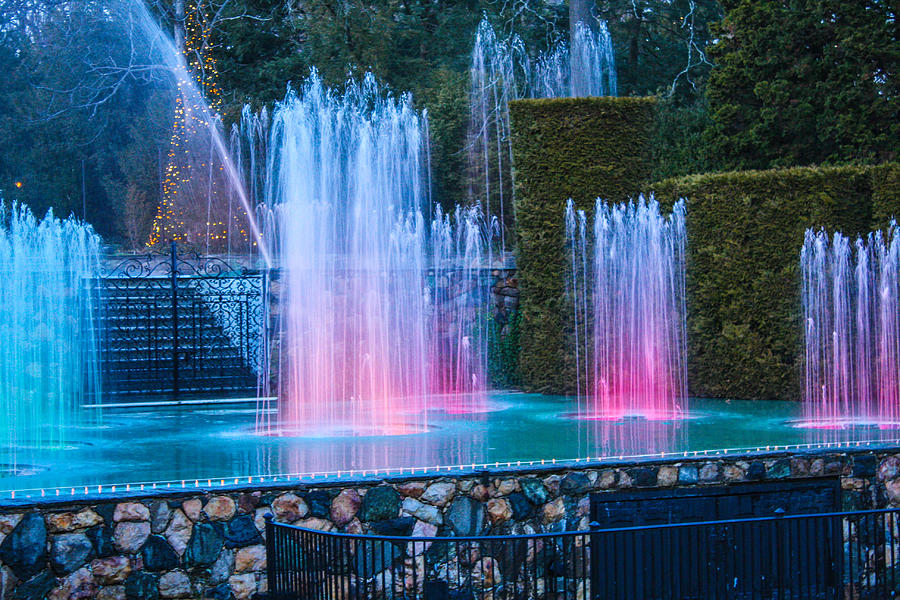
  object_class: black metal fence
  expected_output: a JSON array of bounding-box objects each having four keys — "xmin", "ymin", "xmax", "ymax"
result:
[
  {"xmin": 93, "ymin": 243, "xmax": 268, "ymax": 399},
  {"xmin": 265, "ymin": 508, "xmax": 900, "ymax": 600}
]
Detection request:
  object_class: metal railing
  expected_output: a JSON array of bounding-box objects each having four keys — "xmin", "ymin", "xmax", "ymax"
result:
[
  {"xmin": 265, "ymin": 508, "xmax": 900, "ymax": 600},
  {"xmin": 93, "ymin": 242, "xmax": 268, "ymax": 399}
]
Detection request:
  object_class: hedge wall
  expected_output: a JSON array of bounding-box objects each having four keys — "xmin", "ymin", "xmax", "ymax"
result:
[
  {"xmin": 871, "ymin": 163, "xmax": 900, "ymax": 229},
  {"xmin": 509, "ymin": 97, "xmax": 657, "ymax": 393},
  {"xmin": 653, "ymin": 163, "xmax": 900, "ymax": 401}
]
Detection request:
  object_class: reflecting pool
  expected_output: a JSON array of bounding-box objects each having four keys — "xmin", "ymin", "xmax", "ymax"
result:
[{"xmin": 2, "ymin": 393, "xmax": 897, "ymax": 497}]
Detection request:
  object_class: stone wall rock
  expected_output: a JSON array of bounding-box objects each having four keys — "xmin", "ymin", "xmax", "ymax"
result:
[
  {"xmin": 114, "ymin": 503, "xmax": 150, "ymax": 523},
  {"xmin": 0, "ymin": 447, "xmax": 898, "ymax": 599},
  {"xmin": 203, "ymin": 497, "xmax": 236, "ymax": 522},
  {"xmin": 330, "ymin": 489, "xmax": 361, "ymax": 527},
  {"xmin": 113, "ymin": 521, "xmax": 150, "ymax": 554},
  {"xmin": 49, "ymin": 533, "xmax": 94, "ymax": 576},
  {"xmin": 0, "ymin": 512, "xmax": 47, "ymax": 579},
  {"xmin": 358, "ymin": 486, "xmax": 399, "ymax": 522},
  {"xmin": 46, "ymin": 509, "xmax": 102, "ymax": 534}
]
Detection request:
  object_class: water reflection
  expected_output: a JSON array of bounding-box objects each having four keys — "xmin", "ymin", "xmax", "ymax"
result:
[
  {"xmin": 572, "ymin": 413, "xmax": 688, "ymax": 459},
  {"xmin": 3, "ymin": 396, "xmax": 900, "ymax": 496}
]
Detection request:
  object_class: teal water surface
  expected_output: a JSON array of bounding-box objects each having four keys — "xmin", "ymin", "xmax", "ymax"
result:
[{"xmin": 2, "ymin": 393, "xmax": 897, "ymax": 496}]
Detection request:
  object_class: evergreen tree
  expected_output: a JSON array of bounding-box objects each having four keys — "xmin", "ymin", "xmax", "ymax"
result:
[
  {"xmin": 0, "ymin": 1, "xmax": 172, "ymax": 239},
  {"xmin": 704, "ymin": 0, "xmax": 899, "ymax": 171},
  {"xmin": 597, "ymin": 0, "xmax": 722, "ymax": 101}
]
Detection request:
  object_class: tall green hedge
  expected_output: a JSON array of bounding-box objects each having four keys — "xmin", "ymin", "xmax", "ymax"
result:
[
  {"xmin": 653, "ymin": 164, "xmax": 900, "ymax": 401},
  {"xmin": 509, "ymin": 97, "xmax": 657, "ymax": 393},
  {"xmin": 871, "ymin": 163, "xmax": 900, "ymax": 230}
]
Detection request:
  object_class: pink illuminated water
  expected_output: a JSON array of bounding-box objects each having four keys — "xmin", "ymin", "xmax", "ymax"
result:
[
  {"xmin": 802, "ymin": 227, "xmax": 900, "ymax": 427},
  {"xmin": 565, "ymin": 197, "xmax": 688, "ymax": 420},
  {"xmin": 260, "ymin": 74, "xmax": 489, "ymax": 437}
]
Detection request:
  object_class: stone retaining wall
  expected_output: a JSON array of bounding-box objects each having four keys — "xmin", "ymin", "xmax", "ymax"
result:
[
  {"xmin": 263, "ymin": 267, "xmax": 519, "ymax": 392},
  {"xmin": 490, "ymin": 268, "xmax": 519, "ymax": 334},
  {"xmin": 1, "ymin": 446, "xmax": 897, "ymax": 600}
]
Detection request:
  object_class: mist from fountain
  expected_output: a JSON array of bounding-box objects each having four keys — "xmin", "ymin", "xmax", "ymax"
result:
[
  {"xmin": 258, "ymin": 73, "xmax": 491, "ymax": 436},
  {"xmin": 0, "ymin": 204, "xmax": 101, "ymax": 462},
  {"xmin": 111, "ymin": 0, "xmax": 269, "ymax": 261},
  {"xmin": 468, "ymin": 19, "xmax": 617, "ymax": 250},
  {"xmin": 531, "ymin": 21, "xmax": 617, "ymax": 98},
  {"xmin": 802, "ymin": 227, "xmax": 900, "ymax": 427},
  {"xmin": 565, "ymin": 197, "xmax": 688, "ymax": 420}
]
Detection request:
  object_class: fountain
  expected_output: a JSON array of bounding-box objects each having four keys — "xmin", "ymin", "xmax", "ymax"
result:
[
  {"xmin": 9, "ymin": 3, "xmax": 900, "ymax": 511},
  {"xmin": 531, "ymin": 21, "xmax": 618, "ymax": 99},
  {"xmin": 801, "ymin": 226, "xmax": 900, "ymax": 427},
  {"xmin": 468, "ymin": 19, "xmax": 617, "ymax": 249},
  {"xmin": 0, "ymin": 204, "xmax": 101, "ymax": 464},
  {"xmin": 231, "ymin": 105, "xmax": 271, "ymax": 254},
  {"xmin": 96, "ymin": 0, "xmax": 270, "ymax": 259},
  {"xmin": 565, "ymin": 197, "xmax": 688, "ymax": 420},
  {"xmin": 260, "ymin": 73, "xmax": 490, "ymax": 436}
]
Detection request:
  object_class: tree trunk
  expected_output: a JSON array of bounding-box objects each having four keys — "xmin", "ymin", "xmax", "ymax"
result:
[
  {"xmin": 173, "ymin": 0, "xmax": 185, "ymax": 54},
  {"xmin": 570, "ymin": 0, "xmax": 596, "ymax": 38}
]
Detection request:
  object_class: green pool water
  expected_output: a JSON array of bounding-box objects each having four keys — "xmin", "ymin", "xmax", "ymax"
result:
[{"xmin": 2, "ymin": 393, "xmax": 897, "ymax": 497}]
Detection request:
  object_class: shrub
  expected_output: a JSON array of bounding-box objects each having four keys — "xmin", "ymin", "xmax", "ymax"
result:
[
  {"xmin": 871, "ymin": 163, "xmax": 900, "ymax": 230},
  {"xmin": 488, "ymin": 309, "xmax": 521, "ymax": 389},
  {"xmin": 509, "ymin": 97, "xmax": 656, "ymax": 393},
  {"xmin": 652, "ymin": 163, "xmax": 899, "ymax": 400}
]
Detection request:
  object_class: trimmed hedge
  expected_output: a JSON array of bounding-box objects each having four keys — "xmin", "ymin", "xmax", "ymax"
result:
[
  {"xmin": 871, "ymin": 163, "xmax": 900, "ymax": 229},
  {"xmin": 509, "ymin": 97, "xmax": 657, "ymax": 393},
  {"xmin": 653, "ymin": 163, "xmax": 900, "ymax": 401}
]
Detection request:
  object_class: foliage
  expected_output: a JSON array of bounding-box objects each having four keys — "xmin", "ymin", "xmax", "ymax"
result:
[
  {"xmin": 509, "ymin": 97, "xmax": 657, "ymax": 393},
  {"xmin": 592, "ymin": 1, "xmax": 721, "ymax": 182},
  {"xmin": 417, "ymin": 70, "xmax": 470, "ymax": 210},
  {"xmin": 101, "ymin": 94, "xmax": 175, "ymax": 249},
  {"xmin": 871, "ymin": 163, "xmax": 900, "ymax": 230},
  {"xmin": 208, "ymin": 0, "xmax": 305, "ymax": 115},
  {"xmin": 652, "ymin": 163, "xmax": 900, "ymax": 401},
  {"xmin": 488, "ymin": 309, "xmax": 522, "ymax": 389},
  {"xmin": 0, "ymin": 1, "xmax": 174, "ymax": 239},
  {"xmin": 1, "ymin": 0, "xmax": 729, "ymax": 233},
  {"xmin": 651, "ymin": 93, "xmax": 711, "ymax": 180},
  {"xmin": 287, "ymin": 0, "xmax": 567, "ymax": 213},
  {"xmin": 704, "ymin": 0, "xmax": 900, "ymax": 171},
  {"xmin": 596, "ymin": 0, "xmax": 723, "ymax": 101}
]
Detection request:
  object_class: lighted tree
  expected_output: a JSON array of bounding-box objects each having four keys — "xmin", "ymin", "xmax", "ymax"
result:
[{"xmin": 149, "ymin": 0, "xmax": 245, "ymax": 249}]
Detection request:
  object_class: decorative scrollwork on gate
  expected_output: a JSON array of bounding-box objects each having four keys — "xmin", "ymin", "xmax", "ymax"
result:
[
  {"xmin": 95, "ymin": 245, "xmax": 269, "ymax": 400},
  {"xmin": 100, "ymin": 250, "xmax": 173, "ymax": 279}
]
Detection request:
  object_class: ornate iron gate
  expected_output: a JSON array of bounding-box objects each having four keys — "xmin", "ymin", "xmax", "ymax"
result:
[{"xmin": 94, "ymin": 243, "xmax": 268, "ymax": 401}]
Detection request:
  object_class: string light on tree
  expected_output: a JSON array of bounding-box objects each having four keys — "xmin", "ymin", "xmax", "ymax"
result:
[{"xmin": 149, "ymin": 1, "xmax": 250, "ymax": 249}]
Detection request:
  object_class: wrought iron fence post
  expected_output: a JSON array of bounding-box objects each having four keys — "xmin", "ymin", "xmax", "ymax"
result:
[
  {"xmin": 264, "ymin": 513, "xmax": 275, "ymax": 599},
  {"xmin": 588, "ymin": 520, "xmax": 600, "ymax": 600},
  {"xmin": 170, "ymin": 240, "xmax": 179, "ymax": 397}
]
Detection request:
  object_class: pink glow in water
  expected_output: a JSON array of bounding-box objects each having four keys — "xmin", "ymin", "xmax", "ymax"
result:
[
  {"xmin": 259, "ymin": 74, "xmax": 489, "ymax": 437},
  {"xmin": 802, "ymin": 227, "xmax": 900, "ymax": 427},
  {"xmin": 566, "ymin": 197, "xmax": 688, "ymax": 421}
]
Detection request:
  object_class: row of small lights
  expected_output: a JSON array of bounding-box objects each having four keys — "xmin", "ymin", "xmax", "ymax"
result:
[{"xmin": 5, "ymin": 438, "xmax": 898, "ymax": 502}]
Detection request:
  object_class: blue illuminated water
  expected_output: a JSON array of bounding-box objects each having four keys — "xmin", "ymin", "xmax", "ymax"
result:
[{"xmin": 1, "ymin": 394, "xmax": 895, "ymax": 498}]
